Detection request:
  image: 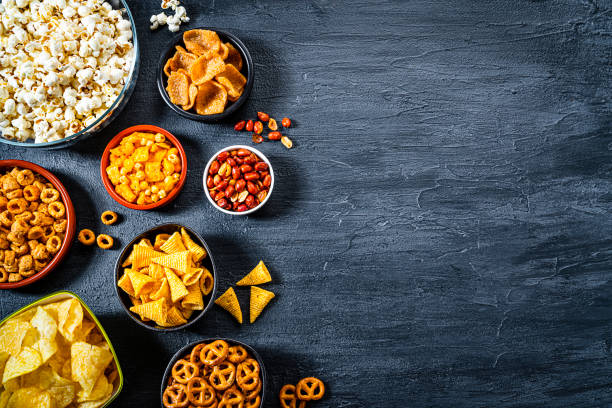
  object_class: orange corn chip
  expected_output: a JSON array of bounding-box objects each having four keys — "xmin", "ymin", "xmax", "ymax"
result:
[
  {"xmin": 160, "ymin": 232, "xmax": 187, "ymax": 254},
  {"xmin": 165, "ymin": 268, "xmax": 189, "ymax": 303},
  {"xmin": 180, "ymin": 227, "xmax": 207, "ymax": 262},
  {"xmin": 129, "ymin": 298, "xmax": 168, "ymax": 326},
  {"xmin": 182, "ymin": 84, "xmax": 198, "ymax": 111},
  {"xmin": 183, "ymin": 29, "xmax": 221, "ymax": 57},
  {"xmin": 117, "ymin": 272, "xmax": 135, "ymax": 297},
  {"xmin": 153, "ymin": 233, "xmax": 171, "ymax": 251},
  {"xmin": 236, "ymin": 260, "xmax": 272, "ymax": 286},
  {"xmin": 250, "ymin": 286, "xmax": 275, "ymax": 323},
  {"xmin": 189, "ymin": 54, "xmax": 225, "ymax": 85},
  {"xmin": 153, "ymin": 251, "xmax": 191, "ymax": 275},
  {"xmin": 215, "ymin": 64, "xmax": 246, "ymax": 102},
  {"xmin": 130, "ymin": 245, "xmax": 165, "ymax": 270},
  {"xmin": 150, "ymin": 277, "xmax": 171, "ymax": 301},
  {"xmin": 160, "ymin": 307, "xmax": 187, "ymax": 327},
  {"xmin": 127, "ymin": 270, "xmax": 155, "ymax": 297},
  {"xmin": 166, "ymin": 70, "xmax": 190, "ymax": 106},
  {"xmin": 215, "ymin": 287, "xmax": 242, "ymax": 323},
  {"xmin": 200, "ymin": 268, "xmax": 214, "ymax": 296},
  {"xmin": 195, "ymin": 81, "xmax": 227, "ymax": 115},
  {"xmin": 224, "ymin": 42, "xmax": 243, "ymax": 71},
  {"xmin": 181, "ymin": 283, "xmax": 204, "ymax": 310},
  {"xmin": 182, "ymin": 268, "xmax": 203, "ymax": 287},
  {"xmin": 149, "ymin": 263, "xmax": 165, "ymax": 280}
]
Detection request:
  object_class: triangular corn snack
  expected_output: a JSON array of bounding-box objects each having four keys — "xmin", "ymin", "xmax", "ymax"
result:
[
  {"xmin": 182, "ymin": 283, "xmax": 204, "ymax": 310},
  {"xmin": 215, "ymin": 288, "xmax": 242, "ymax": 323},
  {"xmin": 159, "ymin": 232, "xmax": 187, "ymax": 254},
  {"xmin": 153, "ymin": 251, "xmax": 191, "ymax": 275},
  {"xmin": 129, "ymin": 298, "xmax": 168, "ymax": 325},
  {"xmin": 117, "ymin": 271, "xmax": 135, "ymax": 297},
  {"xmin": 127, "ymin": 245, "xmax": 165, "ymax": 269},
  {"xmin": 150, "ymin": 278, "xmax": 171, "ymax": 301},
  {"xmin": 127, "ymin": 270, "xmax": 155, "ymax": 297},
  {"xmin": 165, "ymin": 268, "xmax": 189, "ymax": 303},
  {"xmin": 250, "ymin": 286, "xmax": 275, "ymax": 323},
  {"xmin": 237, "ymin": 261, "xmax": 272, "ymax": 286},
  {"xmin": 180, "ymin": 228, "xmax": 207, "ymax": 262}
]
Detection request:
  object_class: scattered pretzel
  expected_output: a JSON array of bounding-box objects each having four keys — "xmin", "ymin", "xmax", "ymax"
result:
[{"xmin": 296, "ymin": 377, "xmax": 325, "ymax": 401}]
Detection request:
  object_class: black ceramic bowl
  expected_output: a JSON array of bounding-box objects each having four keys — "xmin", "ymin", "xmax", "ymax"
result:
[
  {"xmin": 114, "ymin": 223, "xmax": 218, "ymax": 332},
  {"xmin": 157, "ymin": 27, "xmax": 254, "ymax": 122},
  {"xmin": 160, "ymin": 338, "xmax": 267, "ymax": 408}
]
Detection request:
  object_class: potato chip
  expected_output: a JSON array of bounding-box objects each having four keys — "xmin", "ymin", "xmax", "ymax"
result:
[
  {"xmin": 70, "ymin": 342, "xmax": 113, "ymax": 396},
  {"xmin": 127, "ymin": 270, "xmax": 155, "ymax": 297},
  {"xmin": 0, "ymin": 390, "xmax": 10, "ymax": 407},
  {"xmin": 77, "ymin": 371, "xmax": 108, "ymax": 402},
  {"xmin": 6, "ymin": 387, "xmax": 53, "ymax": 408},
  {"xmin": 0, "ymin": 321, "xmax": 30, "ymax": 356},
  {"xmin": 128, "ymin": 245, "xmax": 165, "ymax": 270},
  {"xmin": 250, "ymin": 286, "xmax": 275, "ymax": 323},
  {"xmin": 117, "ymin": 272, "xmax": 135, "ymax": 297},
  {"xmin": 165, "ymin": 268, "xmax": 189, "ymax": 303},
  {"xmin": 224, "ymin": 42, "xmax": 243, "ymax": 71},
  {"xmin": 200, "ymin": 268, "xmax": 214, "ymax": 296},
  {"xmin": 57, "ymin": 299, "xmax": 84, "ymax": 343},
  {"xmin": 30, "ymin": 307, "xmax": 57, "ymax": 340},
  {"xmin": 153, "ymin": 251, "xmax": 191, "ymax": 275},
  {"xmin": 182, "ymin": 83, "xmax": 198, "ymax": 111},
  {"xmin": 189, "ymin": 54, "xmax": 225, "ymax": 85},
  {"xmin": 195, "ymin": 81, "xmax": 228, "ymax": 115},
  {"xmin": 33, "ymin": 338, "xmax": 57, "ymax": 363},
  {"xmin": 2, "ymin": 347, "xmax": 42, "ymax": 383},
  {"xmin": 74, "ymin": 320, "xmax": 97, "ymax": 343},
  {"xmin": 180, "ymin": 228, "xmax": 207, "ymax": 262},
  {"xmin": 236, "ymin": 260, "xmax": 272, "ymax": 286},
  {"xmin": 166, "ymin": 70, "xmax": 191, "ymax": 106},
  {"xmin": 215, "ymin": 64, "xmax": 246, "ymax": 102},
  {"xmin": 182, "ymin": 283, "xmax": 204, "ymax": 311},
  {"xmin": 160, "ymin": 232, "xmax": 187, "ymax": 254},
  {"xmin": 215, "ymin": 288, "xmax": 242, "ymax": 323},
  {"xmin": 129, "ymin": 299, "xmax": 168, "ymax": 326},
  {"xmin": 183, "ymin": 29, "xmax": 221, "ymax": 57}
]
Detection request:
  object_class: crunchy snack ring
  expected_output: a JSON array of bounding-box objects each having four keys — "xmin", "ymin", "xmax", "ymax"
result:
[
  {"xmin": 78, "ymin": 229, "xmax": 96, "ymax": 245},
  {"xmin": 209, "ymin": 361, "xmax": 236, "ymax": 391},
  {"xmin": 279, "ymin": 384, "xmax": 305, "ymax": 408},
  {"xmin": 172, "ymin": 359, "xmax": 199, "ymax": 384},
  {"xmin": 97, "ymin": 234, "xmax": 114, "ymax": 250},
  {"xmin": 201, "ymin": 340, "xmax": 229, "ymax": 366},
  {"xmin": 163, "ymin": 383, "xmax": 190, "ymax": 408},
  {"xmin": 46, "ymin": 235, "xmax": 62, "ymax": 254},
  {"xmin": 187, "ymin": 376, "xmax": 216, "ymax": 406},
  {"xmin": 0, "ymin": 268, "xmax": 7, "ymax": 283},
  {"xmin": 48, "ymin": 201, "xmax": 66, "ymax": 218},
  {"xmin": 228, "ymin": 345, "xmax": 248, "ymax": 364},
  {"xmin": 22, "ymin": 185, "xmax": 40, "ymax": 201},
  {"xmin": 296, "ymin": 377, "xmax": 325, "ymax": 401},
  {"xmin": 40, "ymin": 187, "xmax": 60, "ymax": 203},
  {"xmin": 101, "ymin": 210, "xmax": 118, "ymax": 225}
]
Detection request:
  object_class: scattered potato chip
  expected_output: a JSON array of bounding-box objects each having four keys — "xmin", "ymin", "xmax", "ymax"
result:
[
  {"xmin": 215, "ymin": 64, "xmax": 246, "ymax": 102},
  {"xmin": 236, "ymin": 260, "xmax": 272, "ymax": 286},
  {"xmin": 250, "ymin": 286, "xmax": 275, "ymax": 323},
  {"xmin": 215, "ymin": 287, "xmax": 242, "ymax": 323},
  {"xmin": 195, "ymin": 81, "xmax": 228, "ymax": 115},
  {"xmin": 166, "ymin": 70, "xmax": 191, "ymax": 106},
  {"xmin": 183, "ymin": 29, "xmax": 221, "ymax": 57}
]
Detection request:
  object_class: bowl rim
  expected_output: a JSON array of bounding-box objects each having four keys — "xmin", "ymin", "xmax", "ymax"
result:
[
  {"xmin": 156, "ymin": 27, "xmax": 254, "ymax": 122},
  {"xmin": 114, "ymin": 223, "xmax": 218, "ymax": 332},
  {"xmin": 159, "ymin": 337, "xmax": 267, "ymax": 408},
  {"xmin": 100, "ymin": 125, "xmax": 188, "ymax": 211},
  {"xmin": 202, "ymin": 145, "xmax": 274, "ymax": 216},
  {"xmin": 0, "ymin": 160, "xmax": 76, "ymax": 289},
  {"xmin": 0, "ymin": 290, "xmax": 124, "ymax": 408},
  {"xmin": 0, "ymin": 0, "xmax": 140, "ymax": 149}
]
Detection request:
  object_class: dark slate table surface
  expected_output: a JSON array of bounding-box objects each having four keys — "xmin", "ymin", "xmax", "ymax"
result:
[{"xmin": 1, "ymin": 0, "xmax": 612, "ymax": 406}]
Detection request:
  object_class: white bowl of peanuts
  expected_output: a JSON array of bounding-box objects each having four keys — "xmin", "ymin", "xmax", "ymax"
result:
[{"xmin": 203, "ymin": 145, "xmax": 274, "ymax": 215}]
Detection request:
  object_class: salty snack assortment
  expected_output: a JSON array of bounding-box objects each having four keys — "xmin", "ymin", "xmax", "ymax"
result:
[
  {"xmin": 164, "ymin": 29, "xmax": 246, "ymax": 115},
  {"xmin": 0, "ymin": 167, "xmax": 67, "ymax": 283},
  {"xmin": 206, "ymin": 148, "xmax": 272, "ymax": 213},
  {"xmin": 0, "ymin": 0, "xmax": 135, "ymax": 143},
  {"xmin": 105, "ymin": 131, "xmax": 182, "ymax": 205},
  {"xmin": 117, "ymin": 227, "xmax": 213, "ymax": 328},
  {"xmin": 0, "ymin": 296, "xmax": 120, "ymax": 407},
  {"xmin": 162, "ymin": 340, "xmax": 263, "ymax": 408}
]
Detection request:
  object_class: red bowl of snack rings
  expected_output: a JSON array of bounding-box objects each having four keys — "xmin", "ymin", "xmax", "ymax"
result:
[
  {"xmin": 0, "ymin": 160, "xmax": 76, "ymax": 289},
  {"xmin": 203, "ymin": 145, "xmax": 274, "ymax": 215},
  {"xmin": 100, "ymin": 125, "xmax": 188, "ymax": 210},
  {"xmin": 160, "ymin": 338, "xmax": 266, "ymax": 408}
]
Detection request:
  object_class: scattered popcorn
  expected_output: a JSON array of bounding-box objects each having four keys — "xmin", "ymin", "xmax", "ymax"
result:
[
  {"xmin": 0, "ymin": 0, "xmax": 135, "ymax": 143},
  {"xmin": 150, "ymin": 0, "xmax": 189, "ymax": 32}
]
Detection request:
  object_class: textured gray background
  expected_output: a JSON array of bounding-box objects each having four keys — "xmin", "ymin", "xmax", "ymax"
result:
[{"xmin": 1, "ymin": 0, "xmax": 612, "ymax": 407}]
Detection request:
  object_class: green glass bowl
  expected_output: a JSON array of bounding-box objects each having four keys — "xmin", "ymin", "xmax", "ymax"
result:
[{"xmin": 0, "ymin": 291, "xmax": 123, "ymax": 407}]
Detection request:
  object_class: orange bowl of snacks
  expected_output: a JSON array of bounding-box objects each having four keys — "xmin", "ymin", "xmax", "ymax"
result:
[
  {"xmin": 0, "ymin": 160, "xmax": 76, "ymax": 289},
  {"xmin": 100, "ymin": 125, "xmax": 188, "ymax": 210}
]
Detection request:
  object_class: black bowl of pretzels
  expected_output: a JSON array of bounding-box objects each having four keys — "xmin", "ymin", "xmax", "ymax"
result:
[{"xmin": 160, "ymin": 338, "xmax": 266, "ymax": 408}]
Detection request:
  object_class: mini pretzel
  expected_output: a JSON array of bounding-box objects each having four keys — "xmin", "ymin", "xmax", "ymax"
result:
[
  {"xmin": 244, "ymin": 394, "xmax": 261, "ymax": 408},
  {"xmin": 209, "ymin": 361, "xmax": 236, "ymax": 391},
  {"xmin": 78, "ymin": 229, "xmax": 95, "ymax": 245},
  {"xmin": 172, "ymin": 359, "xmax": 199, "ymax": 384},
  {"xmin": 48, "ymin": 201, "xmax": 65, "ymax": 218},
  {"xmin": 219, "ymin": 385, "xmax": 245, "ymax": 408},
  {"xmin": 190, "ymin": 343, "xmax": 207, "ymax": 368},
  {"xmin": 279, "ymin": 384, "xmax": 305, "ymax": 408},
  {"xmin": 46, "ymin": 235, "xmax": 62, "ymax": 253},
  {"xmin": 236, "ymin": 359, "xmax": 260, "ymax": 392},
  {"xmin": 101, "ymin": 210, "xmax": 118, "ymax": 225},
  {"xmin": 162, "ymin": 383, "xmax": 189, "ymax": 408},
  {"xmin": 245, "ymin": 378, "xmax": 261, "ymax": 400},
  {"xmin": 22, "ymin": 185, "xmax": 40, "ymax": 201},
  {"xmin": 201, "ymin": 340, "xmax": 229, "ymax": 366},
  {"xmin": 228, "ymin": 345, "xmax": 248, "ymax": 364},
  {"xmin": 296, "ymin": 377, "xmax": 325, "ymax": 401},
  {"xmin": 96, "ymin": 234, "xmax": 114, "ymax": 250},
  {"xmin": 40, "ymin": 188, "xmax": 59, "ymax": 203},
  {"xmin": 187, "ymin": 376, "xmax": 216, "ymax": 406}
]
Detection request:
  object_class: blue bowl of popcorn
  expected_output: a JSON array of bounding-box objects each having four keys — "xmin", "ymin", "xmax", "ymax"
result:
[{"xmin": 0, "ymin": 0, "xmax": 140, "ymax": 149}]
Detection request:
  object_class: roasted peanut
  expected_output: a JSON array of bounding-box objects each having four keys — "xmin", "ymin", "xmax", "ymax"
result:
[
  {"xmin": 268, "ymin": 131, "xmax": 282, "ymax": 141},
  {"xmin": 281, "ymin": 117, "xmax": 291, "ymax": 128},
  {"xmin": 245, "ymin": 120, "xmax": 254, "ymax": 132},
  {"xmin": 234, "ymin": 120, "xmax": 246, "ymax": 131},
  {"xmin": 257, "ymin": 112, "xmax": 270, "ymax": 122}
]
